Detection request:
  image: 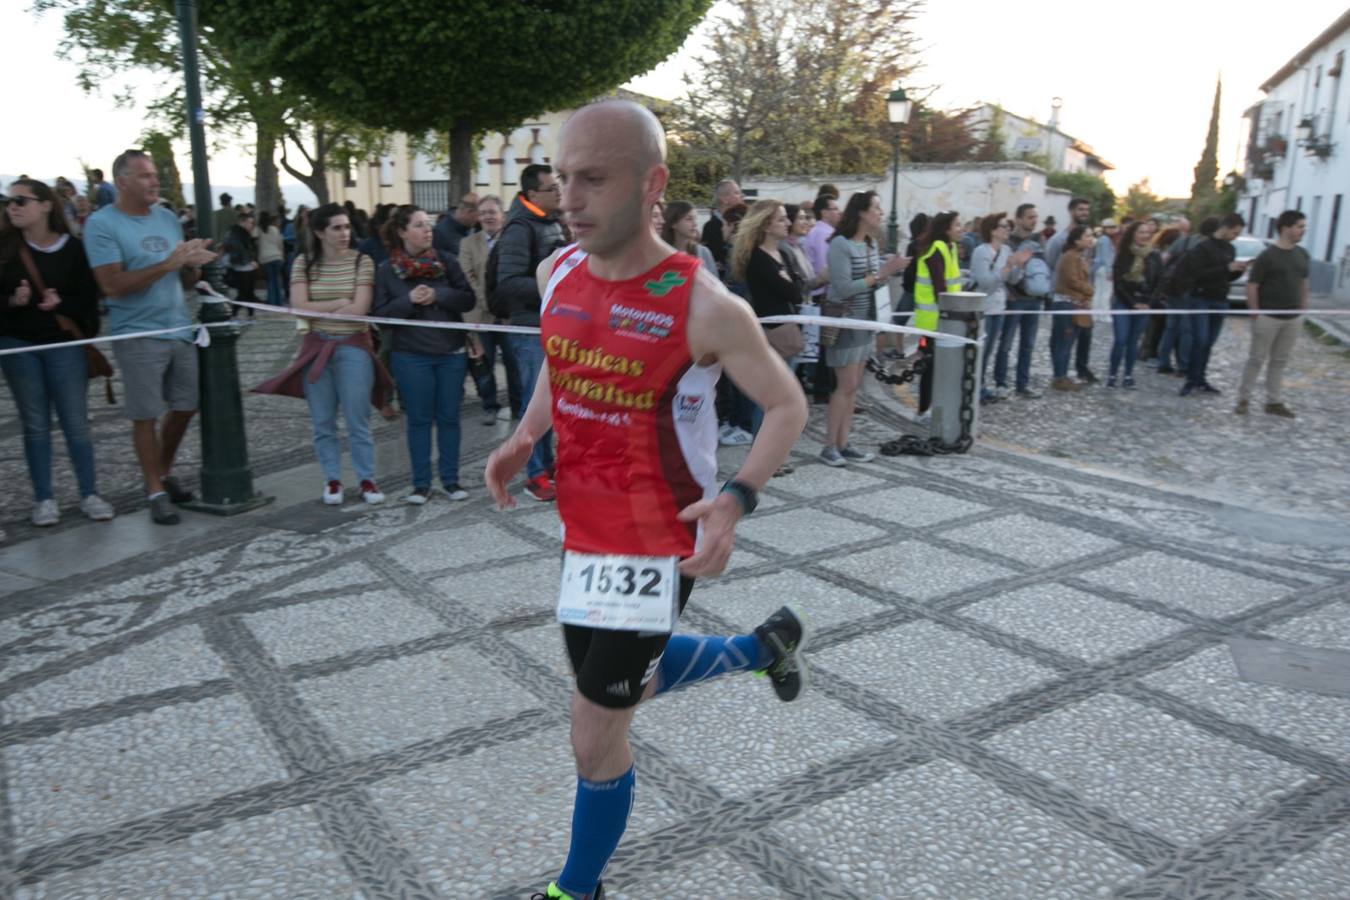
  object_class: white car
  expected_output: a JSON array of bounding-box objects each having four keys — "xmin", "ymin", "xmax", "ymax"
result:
[{"xmin": 1228, "ymin": 236, "xmax": 1270, "ymax": 305}]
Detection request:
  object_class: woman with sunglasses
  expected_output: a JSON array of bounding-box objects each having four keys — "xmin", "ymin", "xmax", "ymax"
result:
[{"xmin": 0, "ymin": 179, "xmax": 115, "ymax": 528}]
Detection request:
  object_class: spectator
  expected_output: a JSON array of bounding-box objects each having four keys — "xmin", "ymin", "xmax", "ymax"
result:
[
  {"xmin": 459, "ymin": 194, "xmax": 519, "ymax": 425},
  {"xmin": 211, "ymin": 192, "xmax": 235, "ymax": 244},
  {"xmin": 660, "ymin": 200, "xmax": 717, "ymax": 273},
  {"xmin": 715, "ymin": 201, "xmax": 756, "ymax": 443},
  {"xmin": 912, "ymin": 211, "xmax": 963, "ymax": 418},
  {"xmin": 1091, "ymin": 218, "xmax": 1118, "ymax": 318},
  {"xmin": 372, "ymin": 204, "xmax": 478, "ymax": 503},
  {"xmin": 1109, "ymin": 219, "xmax": 1162, "ymax": 388},
  {"xmin": 1140, "ymin": 226, "xmax": 1184, "ymax": 363},
  {"xmin": 1039, "ymin": 215, "xmax": 1057, "ymax": 243},
  {"xmin": 649, "ymin": 200, "xmax": 665, "ymax": 232},
  {"xmin": 994, "ymin": 203, "xmax": 1047, "ymax": 399},
  {"xmin": 495, "ymin": 164, "xmax": 565, "ymax": 501},
  {"xmin": 781, "ymin": 203, "xmax": 822, "ymax": 300},
  {"xmin": 55, "ymin": 181, "xmax": 80, "ymax": 237},
  {"xmin": 731, "ymin": 199, "xmax": 802, "ymax": 444},
  {"xmin": 970, "ymin": 212, "xmax": 1029, "ymax": 402},
  {"xmin": 893, "ymin": 212, "xmax": 930, "ymax": 358},
  {"xmin": 223, "ymin": 210, "xmax": 260, "ymax": 317},
  {"xmin": 357, "ymin": 203, "xmax": 394, "ymax": 267},
  {"xmin": 700, "ymin": 179, "xmax": 744, "ymax": 278},
  {"xmin": 1175, "ymin": 212, "xmax": 1246, "ymax": 396},
  {"xmin": 1155, "ymin": 216, "xmax": 1217, "ymax": 376},
  {"xmin": 1236, "ymin": 209, "xmax": 1307, "ymax": 418},
  {"xmin": 433, "ymin": 192, "xmax": 479, "ymax": 256},
  {"xmin": 0, "ymin": 178, "xmax": 115, "ymax": 526},
  {"xmin": 957, "ymin": 217, "xmax": 979, "ymax": 265},
  {"xmin": 88, "ymin": 168, "xmax": 116, "ymax": 210},
  {"xmin": 821, "ymin": 191, "xmax": 906, "ymax": 465},
  {"xmin": 71, "ymin": 195, "xmax": 92, "ymax": 235},
  {"xmin": 1044, "ymin": 197, "xmax": 1092, "ymax": 274},
  {"xmin": 253, "ymin": 203, "xmax": 392, "ymax": 505},
  {"xmin": 256, "ymin": 211, "xmax": 286, "ymax": 306},
  {"xmin": 1049, "ymin": 224, "xmax": 1096, "ymax": 391},
  {"xmin": 802, "ymin": 194, "xmax": 843, "ymax": 401},
  {"xmin": 85, "ymin": 150, "xmax": 215, "ymax": 525}
]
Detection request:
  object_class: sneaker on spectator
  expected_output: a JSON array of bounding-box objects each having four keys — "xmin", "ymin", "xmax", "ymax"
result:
[
  {"xmin": 819, "ymin": 446, "xmax": 846, "ymax": 468},
  {"xmin": 1234, "ymin": 399, "xmax": 1249, "ymax": 415},
  {"xmin": 497, "ymin": 407, "xmax": 513, "ymax": 421},
  {"xmin": 482, "ymin": 409, "xmax": 499, "ymax": 426},
  {"xmin": 524, "ymin": 474, "xmax": 556, "ymax": 502},
  {"xmin": 441, "ymin": 483, "xmax": 469, "ymax": 501},
  {"xmin": 1264, "ymin": 402, "xmax": 1296, "ymax": 418},
  {"xmin": 405, "ymin": 487, "xmax": 430, "ymax": 505},
  {"xmin": 31, "ymin": 499, "xmax": 59, "ymax": 527},
  {"xmin": 1078, "ymin": 369, "xmax": 1099, "ymax": 384},
  {"xmin": 80, "ymin": 495, "xmax": 115, "ymax": 521},
  {"xmin": 360, "ymin": 480, "xmax": 385, "ymax": 504},
  {"xmin": 915, "ymin": 411, "xmax": 932, "ymax": 426},
  {"xmin": 161, "ymin": 474, "xmax": 194, "ymax": 504},
  {"xmin": 148, "ymin": 493, "xmax": 180, "ymax": 525},
  {"xmin": 323, "ymin": 481, "xmax": 344, "ymax": 505},
  {"xmin": 719, "ymin": 426, "xmax": 753, "ymax": 446},
  {"xmin": 1199, "ymin": 382, "xmax": 1221, "ymax": 395},
  {"xmin": 993, "ymin": 386, "xmax": 1011, "ymax": 400},
  {"xmin": 1015, "ymin": 387, "xmax": 1042, "ymax": 399},
  {"xmin": 1123, "ymin": 376, "xmax": 1136, "ymax": 390},
  {"xmin": 1050, "ymin": 377, "xmax": 1080, "ymax": 392},
  {"xmin": 839, "ymin": 445, "xmax": 875, "ymax": 463}
]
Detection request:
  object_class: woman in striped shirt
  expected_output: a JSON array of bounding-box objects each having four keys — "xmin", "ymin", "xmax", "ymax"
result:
[{"xmin": 254, "ymin": 203, "xmax": 393, "ymax": 504}]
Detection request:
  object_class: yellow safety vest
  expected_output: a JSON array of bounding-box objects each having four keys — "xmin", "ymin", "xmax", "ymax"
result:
[{"xmin": 913, "ymin": 241, "xmax": 958, "ymax": 333}]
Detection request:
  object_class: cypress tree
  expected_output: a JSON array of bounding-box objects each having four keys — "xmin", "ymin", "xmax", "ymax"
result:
[{"xmin": 1189, "ymin": 78, "xmax": 1222, "ymax": 221}]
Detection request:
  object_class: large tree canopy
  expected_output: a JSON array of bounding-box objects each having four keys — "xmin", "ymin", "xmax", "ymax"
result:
[{"xmin": 200, "ymin": 0, "xmax": 713, "ymax": 196}]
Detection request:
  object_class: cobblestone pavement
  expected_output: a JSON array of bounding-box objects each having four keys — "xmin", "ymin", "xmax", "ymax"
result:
[{"xmin": 2, "ymin": 333, "xmax": 1348, "ymax": 896}]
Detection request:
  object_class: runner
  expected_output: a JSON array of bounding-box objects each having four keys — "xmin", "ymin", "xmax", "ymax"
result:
[{"xmin": 485, "ymin": 100, "xmax": 810, "ymax": 900}]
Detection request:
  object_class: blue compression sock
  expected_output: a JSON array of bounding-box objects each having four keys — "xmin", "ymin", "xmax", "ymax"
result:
[
  {"xmin": 651, "ymin": 633, "xmax": 772, "ymax": 697},
  {"xmin": 557, "ymin": 765, "xmax": 636, "ymax": 898}
]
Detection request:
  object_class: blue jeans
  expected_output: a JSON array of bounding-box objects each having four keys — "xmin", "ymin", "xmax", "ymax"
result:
[
  {"xmin": 391, "ymin": 350, "xmax": 466, "ymax": 489},
  {"xmin": 1156, "ymin": 306, "xmax": 1191, "ymax": 370},
  {"xmin": 1048, "ymin": 301, "xmax": 1078, "ymax": 379},
  {"xmin": 506, "ymin": 332, "xmax": 554, "ymax": 478},
  {"xmin": 302, "ymin": 339, "xmax": 376, "ymax": 482},
  {"xmin": 473, "ymin": 329, "xmax": 522, "ymax": 415},
  {"xmin": 263, "ymin": 260, "xmax": 286, "ymax": 306},
  {"xmin": 1186, "ymin": 297, "xmax": 1229, "ymax": 386},
  {"xmin": 995, "ymin": 298, "xmax": 1041, "ymax": 390},
  {"xmin": 0, "ymin": 338, "xmax": 97, "ymax": 501},
  {"xmin": 1109, "ymin": 301, "xmax": 1148, "ymax": 377},
  {"xmin": 980, "ymin": 312, "xmax": 1001, "ymax": 389},
  {"xmin": 1074, "ymin": 324, "xmax": 1093, "ymax": 376}
]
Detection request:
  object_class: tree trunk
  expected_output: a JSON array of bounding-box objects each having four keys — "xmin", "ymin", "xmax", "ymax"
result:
[
  {"xmin": 449, "ymin": 120, "xmax": 474, "ymax": 204},
  {"xmin": 254, "ymin": 122, "xmax": 281, "ymax": 215},
  {"xmin": 279, "ymin": 125, "xmax": 330, "ymax": 206}
]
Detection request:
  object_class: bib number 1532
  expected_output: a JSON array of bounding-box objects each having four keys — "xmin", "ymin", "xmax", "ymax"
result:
[{"xmin": 557, "ymin": 552, "xmax": 679, "ymax": 632}]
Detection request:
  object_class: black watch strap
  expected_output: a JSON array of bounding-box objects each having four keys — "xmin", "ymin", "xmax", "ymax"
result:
[{"xmin": 720, "ymin": 479, "xmax": 758, "ymax": 515}]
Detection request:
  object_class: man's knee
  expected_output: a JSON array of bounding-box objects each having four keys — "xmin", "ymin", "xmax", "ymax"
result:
[{"xmin": 569, "ymin": 692, "xmax": 634, "ymax": 777}]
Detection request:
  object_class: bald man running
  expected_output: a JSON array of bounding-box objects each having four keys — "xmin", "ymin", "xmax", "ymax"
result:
[{"xmin": 486, "ymin": 101, "xmax": 810, "ymax": 900}]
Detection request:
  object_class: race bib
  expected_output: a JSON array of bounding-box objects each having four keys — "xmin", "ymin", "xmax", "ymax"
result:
[{"xmin": 557, "ymin": 552, "xmax": 679, "ymax": 632}]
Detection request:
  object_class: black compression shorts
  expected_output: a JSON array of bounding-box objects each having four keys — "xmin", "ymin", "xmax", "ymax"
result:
[{"xmin": 563, "ymin": 575, "xmax": 695, "ymax": 709}]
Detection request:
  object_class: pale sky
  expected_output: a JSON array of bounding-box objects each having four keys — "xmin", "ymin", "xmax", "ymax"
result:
[{"xmin": 5, "ymin": 1, "xmax": 1347, "ymax": 202}]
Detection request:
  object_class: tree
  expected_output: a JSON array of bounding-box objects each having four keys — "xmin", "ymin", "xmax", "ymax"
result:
[
  {"xmin": 1120, "ymin": 178, "xmax": 1165, "ymax": 220},
  {"xmin": 37, "ymin": 0, "xmax": 381, "ymax": 216},
  {"xmin": 200, "ymin": 0, "xmax": 714, "ymax": 200},
  {"xmin": 904, "ymin": 104, "xmax": 984, "ymax": 164},
  {"xmin": 1046, "ymin": 171, "xmax": 1116, "ymax": 224},
  {"xmin": 141, "ymin": 130, "xmax": 186, "ymax": 209},
  {"xmin": 1188, "ymin": 78, "xmax": 1222, "ymax": 222}
]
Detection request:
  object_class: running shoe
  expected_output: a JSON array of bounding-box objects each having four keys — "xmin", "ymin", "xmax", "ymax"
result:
[
  {"xmin": 405, "ymin": 487, "xmax": 429, "ymax": 506},
  {"xmin": 1015, "ymin": 387, "xmax": 1042, "ymax": 399},
  {"xmin": 839, "ymin": 445, "xmax": 875, "ymax": 463},
  {"xmin": 1078, "ymin": 369, "xmax": 1099, "ymax": 384},
  {"xmin": 1122, "ymin": 376, "xmax": 1136, "ymax": 390},
  {"xmin": 819, "ymin": 446, "xmax": 846, "ymax": 467},
  {"xmin": 149, "ymin": 493, "xmax": 180, "ymax": 525},
  {"xmin": 525, "ymin": 474, "xmax": 557, "ymax": 502},
  {"xmin": 31, "ymin": 499, "xmax": 59, "ymax": 527},
  {"xmin": 754, "ymin": 606, "xmax": 810, "ymax": 702},
  {"xmin": 531, "ymin": 881, "xmax": 604, "ymax": 900},
  {"xmin": 360, "ymin": 480, "xmax": 385, "ymax": 504},
  {"xmin": 719, "ymin": 425, "xmax": 753, "ymax": 446},
  {"xmin": 1199, "ymin": 382, "xmax": 1221, "ymax": 395},
  {"xmin": 80, "ymin": 494, "xmax": 115, "ymax": 521},
  {"xmin": 441, "ymin": 483, "xmax": 469, "ymax": 501},
  {"xmin": 323, "ymin": 480, "xmax": 343, "ymax": 505}
]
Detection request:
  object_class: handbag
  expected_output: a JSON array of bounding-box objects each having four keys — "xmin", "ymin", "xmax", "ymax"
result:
[
  {"xmin": 765, "ymin": 323, "xmax": 804, "ymax": 359},
  {"xmin": 18, "ymin": 244, "xmax": 116, "ymax": 403}
]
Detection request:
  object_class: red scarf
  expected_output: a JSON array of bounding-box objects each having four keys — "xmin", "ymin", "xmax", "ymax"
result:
[{"xmin": 389, "ymin": 248, "xmax": 444, "ymax": 281}]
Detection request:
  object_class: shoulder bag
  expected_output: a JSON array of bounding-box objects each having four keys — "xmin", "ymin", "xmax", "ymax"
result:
[{"xmin": 18, "ymin": 244, "xmax": 115, "ymax": 403}]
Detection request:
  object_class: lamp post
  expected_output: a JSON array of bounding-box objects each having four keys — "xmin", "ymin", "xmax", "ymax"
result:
[
  {"xmin": 885, "ymin": 86, "xmax": 913, "ymax": 256},
  {"xmin": 175, "ymin": 0, "xmax": 271, "ymax": 515}
]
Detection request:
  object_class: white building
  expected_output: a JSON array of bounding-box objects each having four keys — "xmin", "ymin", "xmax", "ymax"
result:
[
  {"xmin": 1239, "ymin": 8, "xmax": 1350, "ymax": 290},
  {"xmin": 967, "ymin": 101, "xmax": 1114, "ymax": 178}
]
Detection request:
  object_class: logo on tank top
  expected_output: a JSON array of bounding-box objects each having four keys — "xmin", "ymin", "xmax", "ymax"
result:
[
  {"xmin": 608, "ymin": 302, "xmax": 674, "ymax": 342},
  {"xmin": 644, "ymin": 270, "xmax": 687, "ymax": 297},
  {"xmin": 675, "ymin": 394, "xmax": 704, "ymax": 423}
]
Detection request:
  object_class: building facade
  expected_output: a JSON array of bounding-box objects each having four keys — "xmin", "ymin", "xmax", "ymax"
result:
[
  {"xmin": 1239, "ymin": 7, "xmax": 1350, "ymax": 289},
  {"xmin": 967, "ymin": 101, "xmax": 1113, "ymax": 178}
]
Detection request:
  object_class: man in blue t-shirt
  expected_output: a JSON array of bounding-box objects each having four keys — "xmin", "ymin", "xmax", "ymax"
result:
[
  {"xmin": 85, "ymin": 150, "xmax": 217, "ymax": 526},
  {"xmin": 89, "ymin": 168, "xmax": 116, "ymax": 209}
]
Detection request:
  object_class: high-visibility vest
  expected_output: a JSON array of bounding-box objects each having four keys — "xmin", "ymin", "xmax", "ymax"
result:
[{"xmin": 913, "ymin": 240, "xmax": 958, "ymax": 333}]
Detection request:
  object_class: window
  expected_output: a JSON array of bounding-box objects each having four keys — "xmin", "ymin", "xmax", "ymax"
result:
[
  {"xmin": 378, "ymin": 155, "xmax": 394, "ymax": 187},
  {"xmin": 500, "ymin": 140, "xmax": 517, "ymax": 186}
]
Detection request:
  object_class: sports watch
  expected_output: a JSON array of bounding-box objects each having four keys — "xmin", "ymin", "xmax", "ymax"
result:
[{"xmin": 719, "ymin": 479, "xmax": 758, "ymax": 515}]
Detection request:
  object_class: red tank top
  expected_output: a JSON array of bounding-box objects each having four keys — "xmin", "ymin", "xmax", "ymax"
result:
[{"xmin": 541, "ymin": 247, "xmax": 721, "ymax": 557}]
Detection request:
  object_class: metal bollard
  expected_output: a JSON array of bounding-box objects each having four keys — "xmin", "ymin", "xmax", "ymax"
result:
[{"xmin": 929, "ymin": 291, "xmax": 985, "ymax": 448}]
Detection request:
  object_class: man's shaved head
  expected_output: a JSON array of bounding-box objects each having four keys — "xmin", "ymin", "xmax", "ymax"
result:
[{"xmin": 562, "ymin": 99, "xmax": 666, "ymax": 172}]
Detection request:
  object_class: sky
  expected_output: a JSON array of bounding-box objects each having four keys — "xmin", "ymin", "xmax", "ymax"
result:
[{"xmin": 4, "ymin": 1, "xmax": 1346, "ymax": 204}]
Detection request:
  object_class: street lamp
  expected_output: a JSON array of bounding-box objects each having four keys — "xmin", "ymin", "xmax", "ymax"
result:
[{"xmin": 885, "ymin": 86, "xmax": 913, "ymax": 256}]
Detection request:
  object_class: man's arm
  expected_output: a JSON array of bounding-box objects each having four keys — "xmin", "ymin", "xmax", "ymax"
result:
[
  {"xmin": 91, "ymin": 240, "xmax": 215, "ymax": 299},
  {"xmin": 679, "ymin": 268, "xmax": 807, "ymax": 576}
]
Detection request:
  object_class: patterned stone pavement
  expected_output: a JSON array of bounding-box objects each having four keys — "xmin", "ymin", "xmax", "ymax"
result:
[{"xmin": 0, "ymin": 312, "xmax": 1348, "ymax": 898}]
